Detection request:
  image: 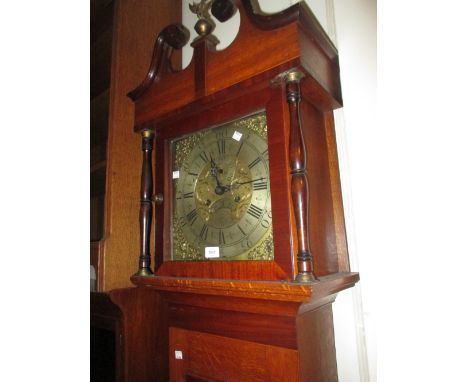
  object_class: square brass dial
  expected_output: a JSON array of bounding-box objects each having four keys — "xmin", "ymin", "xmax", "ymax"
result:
[{"xmin": 171, "ymin": 111, "xmax": 274, "ymax": 261}]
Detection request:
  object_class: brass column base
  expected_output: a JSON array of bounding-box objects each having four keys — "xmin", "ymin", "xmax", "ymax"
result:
[
  {"xmin": 133, "ymin": 267, "xmax": 154, "ymax": 277},
  {"xmin": 295, "ymin": 272, "xmax": 318, "ymax": 283}
]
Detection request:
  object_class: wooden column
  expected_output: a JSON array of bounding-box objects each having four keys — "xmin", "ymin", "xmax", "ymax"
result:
[
  {"xmin": 285, "ymin": 71, "xmax": 317, "ymax": 283},
  {"xmin": 136, "ymin": 129, "xmax": 155, "ymax": 276},
  {"xmin": 97, "ymin": 0, "xmax": 182, "ymax": 291}
]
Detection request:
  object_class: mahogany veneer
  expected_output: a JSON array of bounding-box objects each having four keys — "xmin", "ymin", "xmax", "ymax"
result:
[
  {"xmin": 110, "ymin": 1, "xmax": 359, "ymax": 381},
  {"xmin": 111, "ymin": 272, "xmax": 358, "ymax": 381}
]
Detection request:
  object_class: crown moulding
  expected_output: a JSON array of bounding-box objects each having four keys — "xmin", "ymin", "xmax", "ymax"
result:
[{"xmin": 128, "ymin": 0, "xmax": 342, "ymax": 130}]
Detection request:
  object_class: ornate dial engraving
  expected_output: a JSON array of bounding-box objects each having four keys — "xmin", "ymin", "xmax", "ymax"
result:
[{"xmin": 171, "ymin": 111, "xmax": 273, "ymax": 261}]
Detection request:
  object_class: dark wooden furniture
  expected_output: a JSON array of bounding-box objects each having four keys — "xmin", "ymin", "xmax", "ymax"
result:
[
  {"xmin": 90, "ymin": 0, "xmax": 114, "ymax": 275},
  {"xmin": 111, "ymin": 1, "xmax": 359, "ymax": 381},
  {"xmin": 91, "ymin": 292, "xmax": 123, "ymax": 382}
]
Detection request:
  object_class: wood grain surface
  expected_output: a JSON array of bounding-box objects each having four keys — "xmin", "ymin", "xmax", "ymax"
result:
[
  {"xmin": 130, "ymin": 1, "xmax": 341, "ymax": 128},
  {"xmin": 169, "ymin": 328, "xmax": 299, "ymax": 382},
  {"xmin": 99, "ymin": 0, "xmax": 181, "ymax": 291},
  {"xmin": 111, "ymin": 270, "xmax": 358, "ymax": 381}
]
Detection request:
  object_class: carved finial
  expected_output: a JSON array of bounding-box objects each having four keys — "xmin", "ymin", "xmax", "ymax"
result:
[
  {"xmin": 189, "ymin": 0, "xmax": 213, "ymax": 20},
  {"xmin": 189, "ymin": 0, "xmax": 216, "ymax": 37}
]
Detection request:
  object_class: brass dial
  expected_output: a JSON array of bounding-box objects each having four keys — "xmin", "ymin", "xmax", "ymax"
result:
[{"xmin": 171, "ymin": 112, "xmax": 273, "ymax": 261}]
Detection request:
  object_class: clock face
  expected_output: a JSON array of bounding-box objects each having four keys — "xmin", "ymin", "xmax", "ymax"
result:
[{"xmin": 171, "ymin": 111, "xmax": 274, "ymax": 261}]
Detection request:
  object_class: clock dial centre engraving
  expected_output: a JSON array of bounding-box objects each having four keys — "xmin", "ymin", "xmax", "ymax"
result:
[{"xmin": 195, "ymin": 155, "xmax": 253, "ymax": 229}]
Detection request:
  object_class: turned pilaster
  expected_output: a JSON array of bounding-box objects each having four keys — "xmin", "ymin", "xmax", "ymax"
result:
[
  {"xmin": 136, "ymin": 129, "xmax": 155, "ymax": 277},
  {"xmin": 285, "ymin": 70, "xmax": 317, "ymax": 283}
]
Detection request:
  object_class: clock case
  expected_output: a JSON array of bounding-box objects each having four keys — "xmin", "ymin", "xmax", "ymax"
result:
[
  {"xmin": 129, "ymin": 0, "xmax": 351, "ymax": 282},
  {"xmin": 110, "ymin": 2, "xmax": 360, "ymax": 380}
]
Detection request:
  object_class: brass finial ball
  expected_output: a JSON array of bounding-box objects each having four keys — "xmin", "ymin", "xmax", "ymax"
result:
[{"xmin": 195, "ymin": 18, "xmax": 214, "ymax": 36}]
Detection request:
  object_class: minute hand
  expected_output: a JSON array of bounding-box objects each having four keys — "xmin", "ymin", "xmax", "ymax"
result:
[{"xmin": 235, "ymin": 177, "xmax": 265, "ymax": 185}]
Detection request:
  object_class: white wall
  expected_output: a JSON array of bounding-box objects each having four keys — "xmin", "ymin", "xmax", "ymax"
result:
[
  {"xmin": 182, "ymin": 1, "xmax": 375, "ymax": 380},
  {"xmin": 331, "ymin": 2, "xmax": 376, "ymax": 381}
]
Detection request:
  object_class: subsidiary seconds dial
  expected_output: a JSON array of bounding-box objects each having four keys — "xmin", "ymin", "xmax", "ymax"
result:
[{"xmin": 171, "ymin": 112, "xmax": 274, "ymax": 261}]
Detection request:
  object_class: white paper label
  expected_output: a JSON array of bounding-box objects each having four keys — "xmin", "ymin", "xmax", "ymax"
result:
[
  {"xmin": 174, "ymin": 350, "xmax": 183, "ymax": 360},
  {"xmin": 232, "ymin": 131, "xmax": 243, "ymax": 141},
  {"xmin": 172, "ymin": 170, "xmax": 180, "ymax": 179},
  {"xmin": 205, "ymin": 247, "xmax": 220, "ymax": 258}
]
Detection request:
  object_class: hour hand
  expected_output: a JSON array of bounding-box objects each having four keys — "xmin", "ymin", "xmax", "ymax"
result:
[
  {"xmin": 208, "ymin": 154, "xmax": 231, "ymax": 195},
  {"xmin": 208, "ymin": 154, "xmax": 226, "ymax": 194},
  {"xmin": 209, "ymin": 153, "xmax": 218, "ymax": 169},
  {"xmin": 209, "ymin": 154, "xmax": 220, "ymax": 178}
]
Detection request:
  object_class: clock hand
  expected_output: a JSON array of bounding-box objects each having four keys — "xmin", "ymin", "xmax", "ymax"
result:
[
  {"xmin": 235, "ymin": 177, "xmax": 265, "ymax": 185},
  {"xmin": 209, "ymin": 153, "xmax": 220, "ymax": 171},
  {"xmin": 209, "ymin": 154, "xmax": 222, "ymax": 183},
  {"xmin": 209, "ymin": 153, "xmax": 230, "ymax": 195}
]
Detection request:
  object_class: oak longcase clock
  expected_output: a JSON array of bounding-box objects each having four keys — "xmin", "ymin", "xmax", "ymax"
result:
[{"xmin": 111, "ymin": 1, "xmax": 360, "ymax": 381}]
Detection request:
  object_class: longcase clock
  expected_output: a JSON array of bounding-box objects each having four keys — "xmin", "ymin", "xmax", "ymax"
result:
[{"xmin": 110, "ymin": 1, "xmax": 360, "ymax": 381}]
